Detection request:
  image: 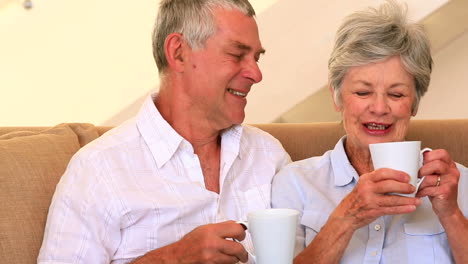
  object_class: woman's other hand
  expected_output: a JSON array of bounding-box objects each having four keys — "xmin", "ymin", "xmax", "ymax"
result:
[{"xmin": 417, "ymin": 149, "xmax": 461, "ymax": 220}]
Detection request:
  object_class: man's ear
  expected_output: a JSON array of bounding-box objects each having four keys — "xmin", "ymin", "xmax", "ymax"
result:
[
  {"xmin": 164, "ymin": 33, "xmax": 187, "ymax": 73},
  {"xmin": 329, "ymin": 84, "xmax": 342, "ymax": 112}
]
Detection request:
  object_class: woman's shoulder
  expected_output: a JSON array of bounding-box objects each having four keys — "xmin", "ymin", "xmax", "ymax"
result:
[
  {"xmin": 274, "ymin": 150, "xmax": 334, "ymax": 183},
  {"xmin": 289, "ymin": 148, "xmax": 334, "ymax": 168}
]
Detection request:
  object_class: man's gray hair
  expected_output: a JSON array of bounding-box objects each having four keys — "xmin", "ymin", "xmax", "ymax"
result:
[
  {"xmin": 153, "ymin": 0, "xmax": 256, "ymax": 75},
  {"xmin": 328, "ymin": 0, "xmax": 433, "ymax": 113}
]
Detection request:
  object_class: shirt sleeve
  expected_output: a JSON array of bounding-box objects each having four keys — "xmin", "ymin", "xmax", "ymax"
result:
[
  {"xmin": 456, "ymin": 163, "xmax": 468, "ymax": 218},
  {"xmin": 271, "ymin": 165, "xmax": 307, "ymax": 256},
  {"xmin": 38, "ymin": 154, "xmax": 121, "ymax": 264}
]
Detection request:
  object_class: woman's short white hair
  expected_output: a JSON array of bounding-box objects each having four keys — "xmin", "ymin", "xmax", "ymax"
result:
[
  {"xmin": 152, "ymin": 0, "xmax": 256, "ymax": 75},
  {"xmin": 328, "ymin": 0, "xmax": 433, "ymax": 113}
]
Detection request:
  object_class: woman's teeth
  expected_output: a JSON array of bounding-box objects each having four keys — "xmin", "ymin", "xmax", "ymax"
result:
[{"xmin": 366, "ymin": 123, "xmax": 389, "ymax": 130}]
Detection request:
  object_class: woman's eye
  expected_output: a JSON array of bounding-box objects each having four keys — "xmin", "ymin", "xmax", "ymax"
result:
[
  {"xmin": 389, "ymin": 93, "xmax": 403, "ymax": 98},
  {"xmin": 355, "ymin": 91, "xmax": 370, "ymax": 96}
]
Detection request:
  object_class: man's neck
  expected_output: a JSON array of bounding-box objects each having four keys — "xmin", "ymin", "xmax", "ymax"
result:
[
  {"xmin": 154, "ymin": 85, "xmax": 224, "ymax": 193},
  {"xmin": 155, "ymin": 86, "xmax": 225, "ymax": 145}
]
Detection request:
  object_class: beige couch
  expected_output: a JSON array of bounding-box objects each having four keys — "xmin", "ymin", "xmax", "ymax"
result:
[{"xmin": 1, "ymin": 120, "xmax": 468, "ymax": 264}]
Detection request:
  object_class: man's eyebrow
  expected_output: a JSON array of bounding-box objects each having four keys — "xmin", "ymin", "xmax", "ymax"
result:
[{"xmin": 231, "ymin": 41, "xmax": 266, "ymax": 55}]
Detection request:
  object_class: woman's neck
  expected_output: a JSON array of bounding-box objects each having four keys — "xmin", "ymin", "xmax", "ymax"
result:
[{"xmin": 344, "ymin": 138, "xmax": 374, "ymax": 176}]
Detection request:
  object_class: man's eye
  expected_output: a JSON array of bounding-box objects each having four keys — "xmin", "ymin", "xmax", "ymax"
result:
[{"xmin": 229, "ymin": 53, "xmax": 242, "ymax": 60}]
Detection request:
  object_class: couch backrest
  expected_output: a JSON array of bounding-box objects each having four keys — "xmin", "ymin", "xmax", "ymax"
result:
[
  {"xmin": 254, "ymin": 119, "xmax": 468, "ymax": 166},
  {"xmin": 0, "ymin": 119, "xmax": 467, "ymax": 264},
  {"xmin": 0, "ymin": 124, "xmax": 101, "ymax": 264},
  {"xmin": 1, "ymin": 119, "xmax": 467, "ymax": 165}
]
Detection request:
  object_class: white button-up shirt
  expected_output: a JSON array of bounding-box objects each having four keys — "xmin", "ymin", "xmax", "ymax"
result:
[
  {"xmin": 272, "ymin": 136, "xmax": 468, "ymax": 264},
  {"xmin": 38, "ymin": 94, "xmax": 291, "ymax": 264}
]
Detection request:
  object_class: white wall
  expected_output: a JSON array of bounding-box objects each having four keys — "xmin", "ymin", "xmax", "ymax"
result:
[
  {"xmin": 0, "ymin": 0, "xmax": 280, "ymax": 126},
  {"xmin": 0, "ymin": 0, "xmax": 456, "ymax": 126},
  {"xmin": 0, "ymin": 0, "xmax": 158, "ymax": 126},
  {"xmin": 244, "ymin": 0, "xmax": 447, "ymax": 123},
  {"xmin": 416, "ymin": 30, "xmax": 468, "ymax": 120}
]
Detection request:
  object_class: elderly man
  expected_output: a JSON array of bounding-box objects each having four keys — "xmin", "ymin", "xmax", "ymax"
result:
[{"xmin": 38, "ymin": 1, "xmax": 290, "ymax": 263}]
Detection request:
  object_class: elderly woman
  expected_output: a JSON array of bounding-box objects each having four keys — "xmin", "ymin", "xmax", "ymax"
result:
[{"xmin": 272, "ymin": 1, "xmax": 468, "ymax": 264}]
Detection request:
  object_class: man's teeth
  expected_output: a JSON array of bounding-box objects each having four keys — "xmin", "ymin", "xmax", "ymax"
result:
[
  {"xmin": 228, "ymin": 88, "xmax": 246, "ymax": 97},
  {"xmin": 366, "ymin": 123, "xmax": 389, "ymax": 130}
]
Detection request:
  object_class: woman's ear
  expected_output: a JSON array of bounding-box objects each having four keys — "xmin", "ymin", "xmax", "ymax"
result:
[
  {"xmin": 329, "ymin": 84, "xmax": 342, "ymax": 112},
  {"xmin": 164, "ymin": 33, "xmax": 186, "ymax": 73},
  {"xmin": 412, "ymin": 104, "xmax": 419, "ymax": 116}
]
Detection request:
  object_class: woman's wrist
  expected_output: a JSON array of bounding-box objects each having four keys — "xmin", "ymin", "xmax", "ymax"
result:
[
  {"xmin": 438, "ymin": 207, "xmax": 465, "ymax": 228},
  {"xmin": 325, "ymin": 213, "xmax": 358, "ymax": 238}
]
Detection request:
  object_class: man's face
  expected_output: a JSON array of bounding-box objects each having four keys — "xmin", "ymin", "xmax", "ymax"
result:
[{"xmin": 183, "ymin": 7, "xmax": 264, "ymax": 130}]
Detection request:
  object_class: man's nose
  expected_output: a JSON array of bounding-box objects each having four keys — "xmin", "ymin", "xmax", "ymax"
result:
[{"xmin": 243, "ymin": 59, "xmax": 263, "ymax": 84}]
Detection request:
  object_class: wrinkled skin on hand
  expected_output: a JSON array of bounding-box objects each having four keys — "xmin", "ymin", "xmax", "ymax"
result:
[
  {"xmin": 330, "ymin": 168, "xmax": 421, "ymax": 230},
  {"xmin": 139, "ymin": 221, "xmax": 249, "ymax": 264},
  {"xmin": 417, "ymin": 149, "xmax": 461, "ymax": 220},
  {"xmin": 173, "ymin": 221, "xmax": 249, "ymax": 264}
]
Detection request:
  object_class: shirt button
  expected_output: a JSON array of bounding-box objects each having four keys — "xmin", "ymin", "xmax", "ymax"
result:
[
  {"xmin": 374, "ymin": 224, "xmax": 381, "ymax": 231},
  {"xmin": 371, "ymin": 251, "xmax": 378, "ymax": 256}
]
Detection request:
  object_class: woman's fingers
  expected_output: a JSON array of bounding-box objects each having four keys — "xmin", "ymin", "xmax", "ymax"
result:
[
  {"xmin": 338, "ymin": 169, "xmax": 421, "ymax": 229},
  {"xmin": 360, "ymin": 168, "xmax": 415, "ymax": 195},
  {"xmin": 364, "ymin": 168, "xmax": 411, "ymax": 183}
]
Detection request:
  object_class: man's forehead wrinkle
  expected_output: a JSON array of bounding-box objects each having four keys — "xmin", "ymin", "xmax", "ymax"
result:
[{"xmin": 227, "ymin": 40, "xmax": 265, "ymax": 54}]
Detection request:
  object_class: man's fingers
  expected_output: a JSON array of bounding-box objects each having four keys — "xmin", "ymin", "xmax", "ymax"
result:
[
  {"xmin": 215, "ymin": 221, "xmax": 247, "ymax": 241},
  {"xmin": 221, "ymin": 239, "xmax": 249, "ymax": 263}
]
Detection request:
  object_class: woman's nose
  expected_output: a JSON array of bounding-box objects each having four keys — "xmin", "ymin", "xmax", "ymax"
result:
[{"xmin": 369, "ymin": 95, "xmax": 390, "ymax": 115}]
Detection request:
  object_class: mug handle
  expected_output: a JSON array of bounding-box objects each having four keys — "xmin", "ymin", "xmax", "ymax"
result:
[
  {"xmin": 416, "ymin": 148, "xmax": 433, "ymax": 191},
  {"xmin": 235, "ymin": 221, "xmax": 256, "ymax": 262}
]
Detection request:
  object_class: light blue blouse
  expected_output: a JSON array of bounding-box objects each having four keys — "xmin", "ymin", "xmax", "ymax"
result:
[{"xmin": 272, "ymin": 136, "xmax": 468, "ymax": 264}]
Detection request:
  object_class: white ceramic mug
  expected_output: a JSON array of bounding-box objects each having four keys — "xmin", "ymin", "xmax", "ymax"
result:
[
  {"xmin": 369, "ymin": 141, "xmax": 431, "ymax": 197},
  {"xmin": 237, "ymin": 208, "xmax": 299, "ymax": 264}
]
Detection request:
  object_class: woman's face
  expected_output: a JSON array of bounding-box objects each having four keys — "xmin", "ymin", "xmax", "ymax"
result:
[{"xmin": 335, "ymin": 55, "xmax": 417, "ymax": 153}]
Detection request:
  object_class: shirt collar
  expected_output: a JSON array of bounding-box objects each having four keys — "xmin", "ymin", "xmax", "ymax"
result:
[
  {"xmin": 136, "ymin": 93, "xmax": 184, "ymax": 168},
  {"xmin": 136, "ymin": 93, "xmax": 244, "ymax": 168},
  {"xmin": 220, "ymin": 124, "xmax": 243, "ymax": 161},
  {"xmin": 330, "ymin": 136, "xmax": 360, "ymax": 186}
]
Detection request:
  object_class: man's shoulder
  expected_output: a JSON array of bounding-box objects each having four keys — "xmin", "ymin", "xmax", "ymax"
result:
[
  {"xmin": 73, "ymin": 119, "xmax": 141, "ymax": 162},
  {"xmin": 241, "ymin": 124, "xmax": 281, "ymax": 145},
  {"xmin": 238, "ymin": 124, "xmax": 290, "ymax": 162}
]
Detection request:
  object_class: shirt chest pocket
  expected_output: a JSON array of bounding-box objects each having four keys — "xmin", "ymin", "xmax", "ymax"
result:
[
  {"xmin": 244, "ymin": 184, "xmax": 271, "ymax": 214},
  {"xmin": 404, "ymin": 221, "xmax": 452, "ymax": 263}
]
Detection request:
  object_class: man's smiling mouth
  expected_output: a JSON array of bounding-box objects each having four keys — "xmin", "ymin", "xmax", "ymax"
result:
[{"xmin": 227, "ymin": 88, "xmax": 247, "ymax": 97}]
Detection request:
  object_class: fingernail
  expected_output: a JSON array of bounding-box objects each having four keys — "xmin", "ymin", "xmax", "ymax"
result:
[{"xmin": 239, "ymin": 223, "xmax": 247, "ymax": 230}]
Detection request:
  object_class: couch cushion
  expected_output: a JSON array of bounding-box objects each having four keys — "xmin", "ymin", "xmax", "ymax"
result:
[{"xmin": 0, "ymin": 124, "xmax": 98, "ymax": 264}]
